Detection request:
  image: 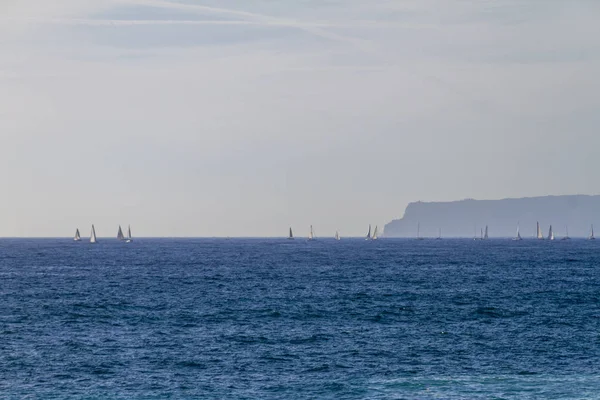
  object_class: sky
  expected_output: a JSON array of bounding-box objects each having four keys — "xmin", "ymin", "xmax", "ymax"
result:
[{"xmin": 1, "ymin": 0, "xmax": 600, "ymax": 237}]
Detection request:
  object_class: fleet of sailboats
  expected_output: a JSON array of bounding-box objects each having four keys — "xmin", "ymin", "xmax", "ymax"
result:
[{"xmin": 70, "ymin": 221, "xmax": 600, "ymax": 243}]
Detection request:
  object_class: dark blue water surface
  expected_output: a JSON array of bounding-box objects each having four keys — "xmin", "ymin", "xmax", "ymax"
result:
[{"xmin": 2, "ymin": 238, "xmax": 600, "ymax": 398}]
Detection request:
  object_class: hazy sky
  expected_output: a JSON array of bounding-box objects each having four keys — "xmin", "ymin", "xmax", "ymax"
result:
[{"xmin": 1, "ymin": 0, "xmax": 600, "ymax": 237}]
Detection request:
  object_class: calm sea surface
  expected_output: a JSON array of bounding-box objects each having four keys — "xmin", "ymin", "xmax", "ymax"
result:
[{"xmin": 1, "ymin": 238, "xmax": 600, "ymax": 399}]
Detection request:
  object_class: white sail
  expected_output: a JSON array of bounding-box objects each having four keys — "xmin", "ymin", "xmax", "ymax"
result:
[
  {"xmin": 548, "ymin": 225, "xmax": 554, "ymax": 240},
  {"xmin": 289, "ymin": 227, "xmax": 294, "ymax": 240},
  {"xmin": 335, "ymin": 231, "xmax": 340, "ymax": 240},
  {"xmin": 74, "ymin": 228, "xmax": 81, "ymax": 241},
  {"xmin": 514, "ymin": 224, "xmax": 522, "ymax": 241},
  {"xmin": 589, "ymin": 224, "xmax": 595, "ymax": 240},
  {"xmin": 366, "ymin": 224, "xmax": 371, "ymax": 240},
  {"xmin": 536, "ymin": 222, "xmax": 544, "ymax": 239},
  {"xmin": 117, "ymin": 225, "xmax": 124, "ymax": 240},
  {"xmin": 308, "ymin": 225, "xmax": 314, "ymax": 240},
  {"xmin": 90, "ymin": 225, "xmax": 97, "ymax": 244},
  {"xmin": 126, "ymin": 225, "xmax": 132, "ymax": 242},
  {"xmin": 483, "ymin": 225, "xmax": 489, "ymax": 240},
  {"xmin": 372, "ymin": 226, "xmax": 378, "ymax": 240},
  {"xmin": 436, "ymin": 228, "xmax": 442, "ymax": 240}
]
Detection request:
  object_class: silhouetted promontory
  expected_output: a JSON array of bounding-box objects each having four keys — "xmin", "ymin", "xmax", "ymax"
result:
[{"xmin": 384, "ymin": 195, "xmax": 600, "ymax": 238}]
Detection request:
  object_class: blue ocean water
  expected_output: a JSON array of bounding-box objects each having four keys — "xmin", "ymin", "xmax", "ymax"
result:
[{"xmin": 1, "ymin": 238, "xmax": 600, "ymax": 399}]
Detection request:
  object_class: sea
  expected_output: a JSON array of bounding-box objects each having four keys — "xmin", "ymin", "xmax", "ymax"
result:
[{"xmin": 1, "ymin": 238, "xmax": 600, "ymax": 399}]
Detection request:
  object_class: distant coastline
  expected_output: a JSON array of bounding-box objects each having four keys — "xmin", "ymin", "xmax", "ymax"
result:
[{"xmin": 384, "ymin": 195, "xmax": 600, "ymax": 238}]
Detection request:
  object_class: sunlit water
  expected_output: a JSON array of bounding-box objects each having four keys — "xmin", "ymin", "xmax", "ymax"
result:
[{"xmin": 1, "ymin": 238, "xmax": 599, "ymax": 398}]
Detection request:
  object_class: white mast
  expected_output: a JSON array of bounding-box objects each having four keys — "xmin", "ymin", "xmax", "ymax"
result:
[
  {"xmin": 335, "ymin": 231, "xmax": 340, "ymax": 240},
  {"xmin": 308, "ymin": 225, "xmax": 314, "ymax": 240},
  {"xmin": 90, "ymin": 225, "xmax": 97, "ymax": 244},
  {"xmin": 126, "ymin": 225, "xmax": 133, "ymax": 243}
]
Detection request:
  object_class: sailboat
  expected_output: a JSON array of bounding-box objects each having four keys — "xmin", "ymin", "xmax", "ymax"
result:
[
  {"xmin": 536, "ymin": 222, "xmax": 544, "ymax": 240},
  {"xmin": 513, "ymin": 223, "xmax": 523, "ymax": 241},
  {"xmin": 288, "ymin": 227, "xmax": 294, "ymax": 240},
  {"xmin": 117, "ymin": 225, "xmax": 125, "ymax": 241},
  {"xmin": 74, "ymin": 229, "xmax": 81, "ymax": 242},
  {"xmin": 90, "ymin": 225, "xmax": 97, "ymax": 244},
  {"xmin": 416, "ymin": 222, "xmax": 424, "ymax": 240},
  {"xmin": 126, "ymin": 225, "xmax": 133, "ymax": 243},
  {"xmin": 483, "ymin": 225, "xmax": 489, "ymax": 240},
  {"xmin": 365, "ymin": 224, "xmax": 372, "ymax": 240},
  {"xmin": 372, "ymin": 226, "xmax": 379, "ymax": 240},
  {"xmin": 589, "ymin": 225, "xmax": 596, "ymax": 240},
  {"xmin": 548, "ymin": 225, "xmax": 555, "ymax": 241},
  {"xmin": 308, "ymin": 225, "xmax": 315, "ymax": 240},
  {"xmin": 335, "ymin": 231, "xmax": 340, "ymax": 241},
  {"xmin": 561, "ymin": 226, "xmax": 571, "ymax": 241},
  {"xmin": 436, "ymin": 228, "xmax": 442, "ymax": 240}
]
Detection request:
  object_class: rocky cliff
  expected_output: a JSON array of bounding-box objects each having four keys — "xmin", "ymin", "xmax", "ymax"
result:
[{"xmin": 384, "ymin": 195, "xmax": 600, "ymax": 238}]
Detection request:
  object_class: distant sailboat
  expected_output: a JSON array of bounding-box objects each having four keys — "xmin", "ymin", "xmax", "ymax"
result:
[
  {"xmin": 536, "ymin": 222, "xmax": 544, "ymax": 240},
  {"xmin": 561, "ymin": 226, "xmax": 571, "ymax": 241},
  {"xmin": 90, "ymin": 225, "xmax": 97, "ymax": 244},
  {"xmin": 548, "ymin": 225, "xmax": 555, "ymax": 241},
  {"xmin": 308, "ymin": 225, "xmax": 315, "ymax": 240},
  {"xmin": 288, "ymin": 227, "xmax": 294, "ymax": 240},
  {"xmin": 480, "ymin": 228, "xmax": 484, "ymax": 240},
  {"xmin": 74, "ymin": 229, "xmax": 81, "ymax": 242},
  {"xmin": 372, "ymin": 226, "xmax": 379, "ymax": 240},
  {"xmin": 436, "ymin": 228, "xmax": 442, "ymax": 240},
  {"xmin": 416, "ymin": 222, "xmax": 424, "ymax": 240},
  {"xmin": 126, "ymin": 225, "xmax": 133, "ymax": 243},
  {"xmin": 513, "ymin": 223, "xmax": 523, "ymax": 241},
  {"xmin": 366, "ymin": 224, "xmax": 372, "ymax": 241},
  {"xmin": 483, "ymin": 225, "xmax": 489, "ymax": 240},
  {"xmin": 117, "ymin": 225, "xmax": 125, "ymax": 241},
  {"xmin": 589, "ymin": 225, "xmax": 595, "ymax": 240},
  {"xmin": 335, "ymin": 231, "xmax": 340, "ymax": 241}
]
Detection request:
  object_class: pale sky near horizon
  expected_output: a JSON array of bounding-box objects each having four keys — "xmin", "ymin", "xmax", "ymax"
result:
[{"xmin": 1, "ymin": 0, "xmax": 600, "ymax": 237}]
